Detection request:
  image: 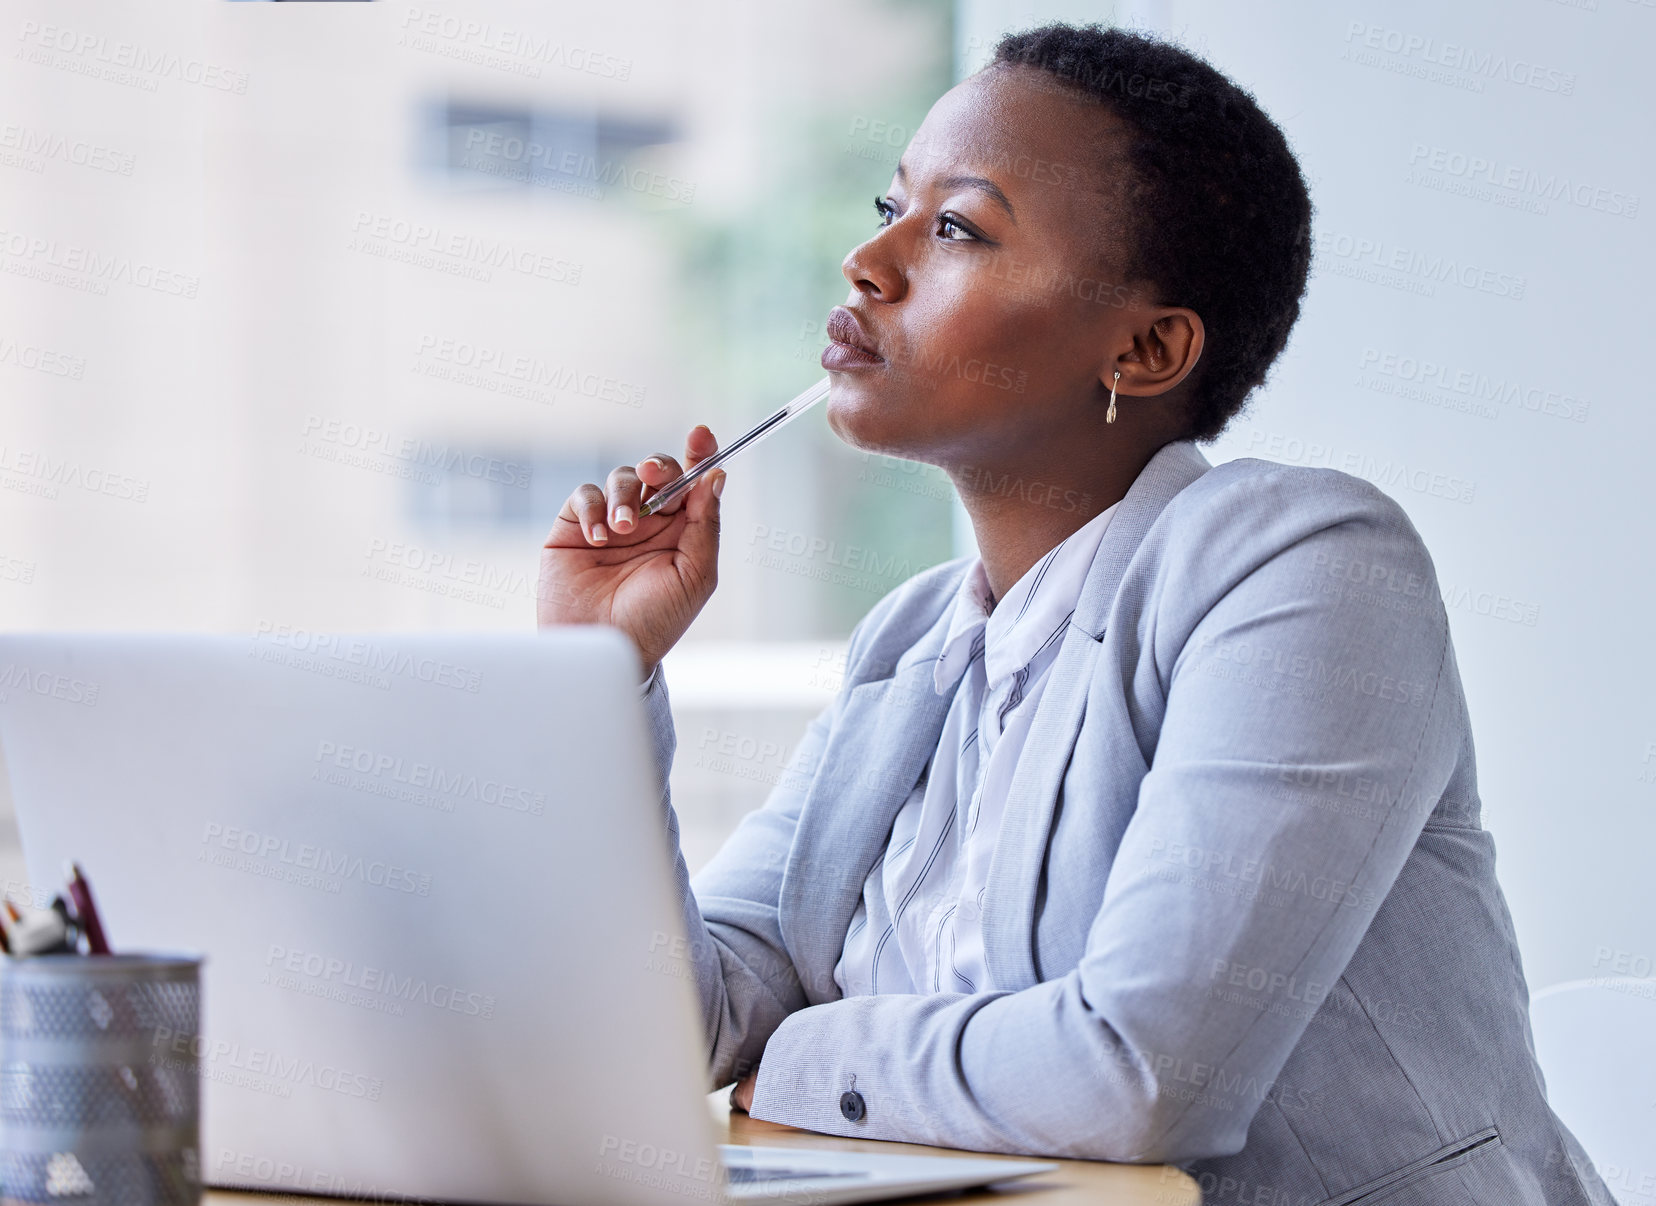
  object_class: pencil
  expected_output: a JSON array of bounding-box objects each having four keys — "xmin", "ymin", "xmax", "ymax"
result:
[{"xmin": 65, "ymin": 862, "xmax": 112, "ymax": 955}]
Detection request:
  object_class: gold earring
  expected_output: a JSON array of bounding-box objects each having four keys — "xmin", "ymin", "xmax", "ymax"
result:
[{"xmin": 1106, "ymin": 371, "xmax": 1121, "ymax": 424}]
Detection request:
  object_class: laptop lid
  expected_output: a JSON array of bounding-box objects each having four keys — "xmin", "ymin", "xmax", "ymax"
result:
[{"xmin": 0, "ymin": 628, "xmax": 725, "ymax": 1206}]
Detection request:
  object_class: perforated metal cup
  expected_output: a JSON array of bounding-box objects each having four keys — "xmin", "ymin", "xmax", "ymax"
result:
[{"xmin": 0, "ymin": 954, "xmax": 202, "ymax": 1206}]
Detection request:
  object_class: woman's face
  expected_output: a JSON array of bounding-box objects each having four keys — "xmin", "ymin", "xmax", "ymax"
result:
[{"xmin": 823, "ymin": 65, "xmax": 1156, "ymax": 468}]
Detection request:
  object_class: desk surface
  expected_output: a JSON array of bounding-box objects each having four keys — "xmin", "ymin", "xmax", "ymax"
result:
[
  {"xmin": 205, "ymin": 1094, "xmax": 1199, "ymax": 1206},
  {"xmin": 715, "ymin": 1095, "xmax": 1199, "ymax": 1205}
]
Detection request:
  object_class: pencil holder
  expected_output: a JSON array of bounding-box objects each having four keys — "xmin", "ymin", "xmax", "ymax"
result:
[{"xmin": 0, "ymin": 954, "xmax": 202, "ymax": 1206}]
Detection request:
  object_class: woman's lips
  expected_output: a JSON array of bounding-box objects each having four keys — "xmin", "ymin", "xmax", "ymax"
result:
[
  {"xmin": 821, "ymin": 340, "xmax": 884, "ymax": 370},
  {"xmin": 822, "ymin": 306, "xmax": 884, "ymax": 371}
]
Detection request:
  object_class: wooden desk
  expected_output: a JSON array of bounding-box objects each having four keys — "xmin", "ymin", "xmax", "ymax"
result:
[
  {"xmin": 202, "ymin": 1095, "xmax": 1199, "ymax": 1206},
  {"xmin": 715, "ymin": 1094, "xmax": 1199, "ymax": 1205}
]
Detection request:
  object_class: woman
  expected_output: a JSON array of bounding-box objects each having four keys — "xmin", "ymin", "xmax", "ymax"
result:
[{"xmin": 538, "ymin": 24, "xmax": 1611, "ymax": 1206}]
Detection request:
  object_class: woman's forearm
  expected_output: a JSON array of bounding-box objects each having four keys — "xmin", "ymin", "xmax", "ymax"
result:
[{"xmin": 640, "ymin": 664, "xmax": 837, "ymax": 1090}]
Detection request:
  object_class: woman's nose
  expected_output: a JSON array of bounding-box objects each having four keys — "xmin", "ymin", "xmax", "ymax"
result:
[{"xmin": 842, "ymin": 237, "xmax": 906, "ymax": 303}]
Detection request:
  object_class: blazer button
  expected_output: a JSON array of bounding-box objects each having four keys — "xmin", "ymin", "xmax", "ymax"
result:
[{"xmin": 839, "ymin": 1090, "xmax": 866, "ymax": 1122}]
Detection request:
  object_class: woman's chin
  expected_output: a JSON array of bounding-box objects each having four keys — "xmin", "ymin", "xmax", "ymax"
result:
[
  {"xmin": 827, "ymin": 386, "xmax": 931, "ymax": 462},
  {"xmin": 825, "ymin": 390, "xmax": 881, "ymax": 450}
]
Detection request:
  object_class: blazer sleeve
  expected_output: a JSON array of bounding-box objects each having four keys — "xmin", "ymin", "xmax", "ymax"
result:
[
  {"xmin": 746, "ymin": 473, "xmax": 1464, "ymax": 1162},
  {"xmin": 643, "ymin": 665, "xmax": 831, "ymax": 1090},
  {"xmin": 643, "ymin": 603, "xmax": 887, "ymax": 1092}
]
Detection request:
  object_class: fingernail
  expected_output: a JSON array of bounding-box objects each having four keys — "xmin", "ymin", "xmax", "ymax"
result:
[
  {"xmin": 591, "ymin": 523, "xmax": 608, "ymax": 542},
  {"xmin": 614, "ymin": 504, "xmax": 634, "ymax": 528},
  {"xmin": 642, "ymin": 457, "xmax": 665, "ymax": 472},
  {"xmin": 712, "ymin": 470, "xmax": 726, "ymax": 499}
]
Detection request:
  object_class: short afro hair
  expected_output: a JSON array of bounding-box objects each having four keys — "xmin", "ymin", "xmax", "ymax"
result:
[{"xmin": 989, "ymin": 23, "xmax": 1313, "ymax": 443}]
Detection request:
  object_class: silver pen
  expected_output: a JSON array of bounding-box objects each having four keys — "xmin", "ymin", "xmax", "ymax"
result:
[{"xmin": 636, "ymin": 377, "xmax": 831, "ymax": 518}]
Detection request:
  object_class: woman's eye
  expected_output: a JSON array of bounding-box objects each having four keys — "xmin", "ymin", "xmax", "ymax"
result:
[{"xmin": 871, "ymin": 199, "xmax": 978, "ymax": 242}]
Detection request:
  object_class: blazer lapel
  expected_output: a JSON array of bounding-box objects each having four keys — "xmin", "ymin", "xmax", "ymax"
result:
[
  {"xmin": 779, "ymin": 595, "xmax": 961, "ymax": 1001},
  {"xmin": 981, "ymin": 439, "xmax": 1213, "ymax": 990}
]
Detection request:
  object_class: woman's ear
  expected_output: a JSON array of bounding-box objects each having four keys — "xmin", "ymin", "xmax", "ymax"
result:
[{"xmin": 1107, "ymin": 307, "xmax": 1205, "ymax": 397}]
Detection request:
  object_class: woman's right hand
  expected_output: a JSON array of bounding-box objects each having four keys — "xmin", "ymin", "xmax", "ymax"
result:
[{"xmin": 537, "ymin": 425, "xmax": 726, "ymax": 684}]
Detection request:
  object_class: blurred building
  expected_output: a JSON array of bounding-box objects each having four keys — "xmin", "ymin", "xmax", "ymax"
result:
[{"xmin": 0, "ymin": 0, "xmax": 956, "ymax": 884}]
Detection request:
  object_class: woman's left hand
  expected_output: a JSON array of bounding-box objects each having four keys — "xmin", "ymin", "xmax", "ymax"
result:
[{"xmin": 730, "ymin": 1069, "xmax": 758, "ymax": 1113}]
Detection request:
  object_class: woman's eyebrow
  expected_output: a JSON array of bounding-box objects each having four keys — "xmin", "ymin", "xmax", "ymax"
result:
[{"xmin": 894, "ymin": 162, "xmax": 1018, "ymax": 223}]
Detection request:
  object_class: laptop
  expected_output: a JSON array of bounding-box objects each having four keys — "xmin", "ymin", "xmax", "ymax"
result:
[{"xmin": 0, "ymin": 629, "xmax": 1057, "ymax": 1206}]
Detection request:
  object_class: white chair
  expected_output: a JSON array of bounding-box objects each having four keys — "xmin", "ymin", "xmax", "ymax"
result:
[{"xmin": 1529, "ymin": 977, "xmax": 1656, "ymax": 1204}]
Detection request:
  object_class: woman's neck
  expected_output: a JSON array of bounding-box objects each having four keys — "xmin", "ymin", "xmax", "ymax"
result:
[{"xmin": 953, "ymin": 439, "xmax": 1165, "ymax": 602}]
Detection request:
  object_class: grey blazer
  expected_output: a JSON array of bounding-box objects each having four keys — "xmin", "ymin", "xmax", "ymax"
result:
[{"xmin": 640, "ymin": 438, "xmax": 1613, "ymax": 1206}]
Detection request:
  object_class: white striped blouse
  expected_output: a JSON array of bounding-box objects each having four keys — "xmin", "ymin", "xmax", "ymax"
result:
[{"xmin": 832, "ymin": 498, "xmax": 1121, "ymax": 996}]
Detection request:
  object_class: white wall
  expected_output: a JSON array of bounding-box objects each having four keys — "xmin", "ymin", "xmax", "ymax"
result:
[{"xmin": 953, "ymin": 0, "xmax": 1655, "ymax": 1004}]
